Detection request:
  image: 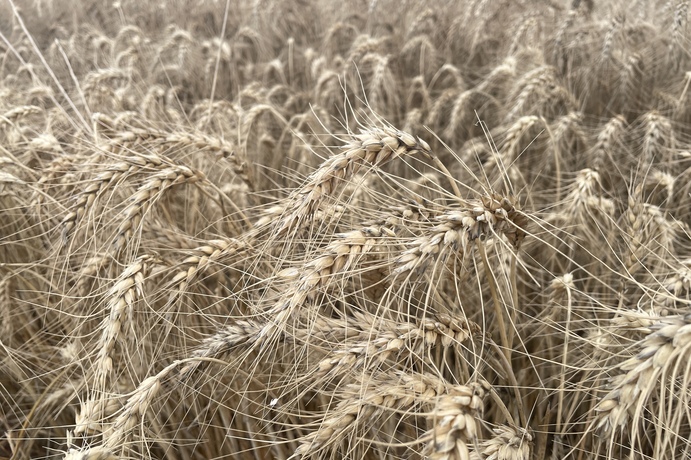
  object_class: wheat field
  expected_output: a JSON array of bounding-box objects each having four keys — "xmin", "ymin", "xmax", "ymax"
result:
[{"xmin": 1, "ymin": 0, "xmax": 690, "ymax": 459}]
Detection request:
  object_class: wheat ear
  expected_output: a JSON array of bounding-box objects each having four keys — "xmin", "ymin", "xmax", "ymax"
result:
[
  {"xmin": 270, "ymin": 126, "xmax": 431, "ymax": 235},
  {"xmin": 595, "ymin": 313, "xmax": 691, "ymax": 447},
  {"xmin": 394, "ymin": 194, "xmax": 527, "ymax": 276},
  {"xmin": 112, "ymin": 165, "xmax": 205, "ymax": 251},
  {"xmin": 313, "ymin": 311, "xmax": 480, "ymax": 380},
  {"xmin": 479, "ymin": 425, "xmax": 533, "ymax": 460},
  {"xmin": 421, "ymin": 382, "xmax": 489, "ymax": 460}
]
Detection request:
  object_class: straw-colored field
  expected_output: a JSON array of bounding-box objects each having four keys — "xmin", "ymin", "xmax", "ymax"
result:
[{"xmin": 1, "ymin": 1, "xmax": 690, "ymax": 459}]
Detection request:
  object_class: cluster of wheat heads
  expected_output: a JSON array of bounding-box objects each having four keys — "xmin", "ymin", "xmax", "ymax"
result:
[{"xmin": 1, "ymin": 0, "xmax": 691, "ymax": 459}]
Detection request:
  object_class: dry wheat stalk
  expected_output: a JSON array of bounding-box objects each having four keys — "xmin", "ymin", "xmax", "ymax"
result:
[
  {"xmin": 9, "ymin": 2, "xmax": 691, "ymax": 460},
  {"xmin": 501, "ymin": 115, "xmax": 544, "ymax": 162},
  {"xmin": 443, "ymin": 90, "xmax": 477, "ymax": 142},
  {"xmin": 640, "ymin": 170, "xmax": 675, "ymax": 211},
  {"xmin": 654, "ymin": 258, "xmax": 691, "ymax": 310},
  {"xmin": 561, "ymin": 169, "xmax": 615, "ymax": 264},
  {"xmin": 428, "ymin": 89, "xmax": 459, "ymax": 132},
  {"xmin": 509, "ymin": 14, "xmax": 542, "ymax": 56},
  {"xmin": 176, "ymin": 311, "xmax": 399, "ymax": 384},
  {"xmin": 429, "ymin": 63, "xmax": 465, "ymax": 94},
  {"xmin": 0, "ymin": 105, "xmax": 43, "ymax": 125},
  {"xmin": 76, "ymin": 253, "xmax": 113, "ymax": 297},
  {"xmin": 406, "ymin": 76, "xmax": 430, "ymax": 111},
  {"xmin": 143, "ymin": 219, "xmax": 198, "ymax": 250},
  {"xmin": 552, "ymin": 6, "xmax": 579, "ymax": 63},
  {"xmin": 112, "ymin": 126, "xmax": 253, "ymax": 188},
  {"xmin": 674, "ymin": 71, "xmax": 691, "ymax": 121},
  {"xmin": 403, "ymin": 106, "xmax": 424, "ymax": 134},
  {"xmin": 641, "ymin": 111, "xmax": 674, "ymax": 165},
  {"xmin": 74, "ymin": 397, "xmax": 123, "ymax": 437},
  {"xmin": 477, "ymin": 56, "xmax": 516, "ymax": 99},
  {"xmin": 589, "ymin": 115, "xmax": 627, "ymax": 176},
  {"xmin": 0, "ymin": 275, "xmax": 13, "ymax": 343},
  {"xmin": 99, "ymin": 360, "xmax": 182, "ymax": 454},
  {"xmin": 623, "ymin": 188, "xmax": 681, "ymax": 280},
  {"xmin": 550, "ymin": 111, "xmax": 585, "ymax": 171},
  {"xmin": 623, "ymin": 186, "xmax": 654, "ymax": 278},
  {"xmin": 82, "ymin": 69, "xmax": 127, "ymax": 97},
  {"xmin": 620, "ymin": 53, "xmax": 646, "ymax": 111},
  {"xmin": 505, "ymin": 66, "xmax": 559, "ymax": 121}
]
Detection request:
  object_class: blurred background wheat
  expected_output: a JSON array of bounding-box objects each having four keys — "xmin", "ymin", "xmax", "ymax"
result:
[{"xmin": 1, "ymin": 0, "xmax": 691, "ymax": 459}]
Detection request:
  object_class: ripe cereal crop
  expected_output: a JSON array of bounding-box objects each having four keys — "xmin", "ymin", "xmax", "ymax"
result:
[{"xmin": 1, "ymin": 1, "xmax": 691, "ymax": 459}]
